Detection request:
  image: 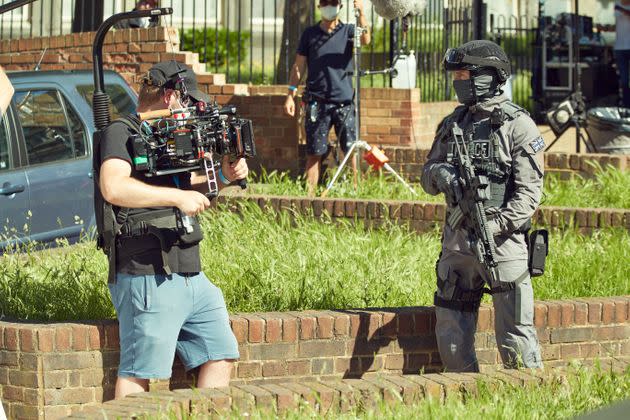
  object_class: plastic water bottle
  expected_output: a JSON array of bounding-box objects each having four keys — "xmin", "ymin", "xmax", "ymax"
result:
[{"xmin": 392, "ymin": 51, "xmax": 417, "ymax": 90}]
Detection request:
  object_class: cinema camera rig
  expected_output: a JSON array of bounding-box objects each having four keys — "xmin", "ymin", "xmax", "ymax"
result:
[
  {"xmin": 134, "ymin": 102, "xmax": 256, "ymax": 198},
  {"xmin": 92, "ymin": 7, "xmax": 255, "ymax": 199}
]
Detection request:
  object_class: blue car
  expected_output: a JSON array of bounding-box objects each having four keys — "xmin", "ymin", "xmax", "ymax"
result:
[{"xmin": 0, "ymin": 70, "xmax": 137, "ymax": 249}]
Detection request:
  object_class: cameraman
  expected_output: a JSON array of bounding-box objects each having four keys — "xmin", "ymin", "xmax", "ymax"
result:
[
  {"xmin": 284, "ymin": 0, "xmax": 371, "ymax": 195},
  {"xmin": 99, "ymin": 61, "xmax": 248, "ymax": 399}
]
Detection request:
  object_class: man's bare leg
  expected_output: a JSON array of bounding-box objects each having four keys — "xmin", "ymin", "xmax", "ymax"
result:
[
  {"xmin": 197, "ymin": 360, "xmax": 234, "ymax": 388},
  {"xmin": 305, "ymin": 155, "xmax": 322, "ymax": 197},
  {"xmin": 115, "ymin": 377, "xmax": 149, "ymax": 399}
]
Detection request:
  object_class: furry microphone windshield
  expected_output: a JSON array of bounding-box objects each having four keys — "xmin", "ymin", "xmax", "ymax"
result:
[{"xmin": 370, "ymin": 0, "xmax": 427, "ymax": 20}]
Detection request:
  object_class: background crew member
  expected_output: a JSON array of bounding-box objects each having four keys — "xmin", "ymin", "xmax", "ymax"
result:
[
  {"xmin": 284, "ymin": 0, "xmax": 371, "ymax": 195},
  {"xmin": 99, "ymin": 61, "xmax": 248, "ymax": 399},
  {"xmin": 114, "ymin": 0, "xmax": 160, "ymax": 29},
  {"xmin": 421, "ymin": 41, "xmax": 544, "ymax": 372}
]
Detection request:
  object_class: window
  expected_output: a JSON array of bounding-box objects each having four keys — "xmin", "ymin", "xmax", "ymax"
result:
[
  {"xmin": 77, "ymin": 84, "xmax": 136, "ymax": 121},
  {"xmin": 0, "ymin": 115, "xmax": 10, "ymax": 172},
  {"xmin": 64, "ymin": 96, "xmax": 88, "ymax": 157},
  {"xmin": 13, "ymin": 90, "xmax": 87, "ymax": 165}
]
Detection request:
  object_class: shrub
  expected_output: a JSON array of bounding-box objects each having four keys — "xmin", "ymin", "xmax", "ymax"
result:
[{"xmin": 180, "ymin": 28, "xmax": 250, "ymax": 67}]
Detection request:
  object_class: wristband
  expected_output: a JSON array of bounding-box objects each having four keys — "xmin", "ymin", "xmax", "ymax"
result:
[
  {"xmin": 288, "ymin": 85, "xmax": 298, "ymax": 92},
  {"xmin": 218, "ymin": 168, "xmax": 231, "ymax": 185}
]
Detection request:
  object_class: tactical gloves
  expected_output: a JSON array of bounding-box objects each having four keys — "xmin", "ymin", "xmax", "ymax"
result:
[{"xmin": 432, "ymin": 163, "xmax": 463, "ymax": 207}]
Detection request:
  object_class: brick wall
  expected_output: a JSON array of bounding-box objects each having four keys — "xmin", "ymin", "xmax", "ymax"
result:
[
  {"xmin": 0, "ymin": 27, "xmax": 206, "ymax": 91},
  {"xmin": 245, "ymin": 86, "xmax": 438, "ymax": 149},
  {"xmin": 378, "ymin": 147, "xmax": 630, "ymax": 183},
  {"xmin": 220, "ymin": 195, "xmax": 630, "ymax": 233},
  {"xmin": 1, "ymin": 297, "xmax": 628, "ymax": 419}
]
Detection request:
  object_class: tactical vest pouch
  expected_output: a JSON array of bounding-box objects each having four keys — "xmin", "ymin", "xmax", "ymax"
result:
[
  {"xmin": 177, "ymin": 214, "xmax": 204, "ymax": 245},
  {"xmin": 528, "ymin": 229, "xmax": 549, "ymax": 277},
  {"xmin": 121, "ymin": 208, "xmax": 203, "ymax": 247}
]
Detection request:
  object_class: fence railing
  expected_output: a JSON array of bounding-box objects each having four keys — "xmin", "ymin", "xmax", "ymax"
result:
[{"xmin": 0, "ymin": 0, "xmax": 538, "ymax": 111}]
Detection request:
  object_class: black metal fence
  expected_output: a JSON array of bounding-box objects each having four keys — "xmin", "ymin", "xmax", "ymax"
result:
[
  {"xmin": 489, "ymin": 13, "xmax": 538, "ymax": 112},
  {"xmin": 0, "ymin": 0, "xmax": 538, "ymax": 110}
]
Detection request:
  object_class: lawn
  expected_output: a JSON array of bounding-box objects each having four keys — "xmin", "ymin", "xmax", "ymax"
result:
[
  {"xmin": 1, "ymin": 203, "xmax": 628, "ymax": 322},
  {"xmin": 249, "ymin": 164, "xmax": 630, "ymax": 209}
]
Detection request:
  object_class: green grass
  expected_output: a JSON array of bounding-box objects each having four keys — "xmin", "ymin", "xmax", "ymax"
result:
[
  {"xmin": 1, "ymin": 203, "xmax": 628, "ymax": 322},
  {"xmin": 544, "ymin": 163, "xmax": 630, "ymax": 209},
  {"xmin": 228, "ymin": 364, "xmax": 630, "ymax": 420},
  {"xmin": 249, "ymin": 164, "xmax": 630, "ymax": 209}
]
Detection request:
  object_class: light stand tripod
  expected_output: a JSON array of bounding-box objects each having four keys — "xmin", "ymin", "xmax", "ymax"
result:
[
  {"xmin": 544, "ymin": 90, "xmax": 597, "ymax": 153},
  {"xmin": 321, "ymin": 9, "xmax": 417, "ymax": 197},
  {"xmin": 322, "ymin": 140, "xmax": 418, "ymax": 196},
  {"xmin": 544, "ymin": 0, "xmax": 597, "ymax": 153}
]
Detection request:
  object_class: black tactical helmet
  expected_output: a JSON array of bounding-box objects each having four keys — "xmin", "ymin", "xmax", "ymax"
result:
[{"xmin": 443, "ymin": 40, "xmax": 511, "ymax": 83}]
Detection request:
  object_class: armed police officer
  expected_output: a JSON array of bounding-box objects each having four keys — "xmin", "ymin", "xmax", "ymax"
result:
[
  {"xmin": 98, "ymin": 61, "xmax": 248, "ymax": 399},
  {"xmin": 421, "ymin": 41, "xmax": 545, "ymax": 372},
  {"xmin": 284, "ymin": 0, "xmax": 371, "ymax": 196}
]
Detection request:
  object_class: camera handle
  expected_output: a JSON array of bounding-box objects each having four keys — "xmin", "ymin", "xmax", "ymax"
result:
[
  {"xmin": 221, "ymin": 159, "xmax": 248, "ymax": 190},
  {"xmin": 203, "ymin": 157, "xmax": 220, "ymax": 199},
  {"xmin": 138, "ymin": 109, "xmax": 176, "ymax": 121}
]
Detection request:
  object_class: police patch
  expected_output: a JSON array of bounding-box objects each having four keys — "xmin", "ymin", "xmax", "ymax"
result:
[{"xmin": 530, "ymin": 137, "xmax": 545, "ymax": 153}]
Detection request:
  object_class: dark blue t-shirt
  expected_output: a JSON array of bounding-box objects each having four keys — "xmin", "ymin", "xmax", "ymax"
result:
[{"xmin": 297, "ymin": 22, "xmax": 355, "ymax": 104}]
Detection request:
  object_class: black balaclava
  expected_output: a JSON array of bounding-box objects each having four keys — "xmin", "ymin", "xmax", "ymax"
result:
[{"xmin": 453, "ymin": 68, "xmax": 501, "ymax": 106}]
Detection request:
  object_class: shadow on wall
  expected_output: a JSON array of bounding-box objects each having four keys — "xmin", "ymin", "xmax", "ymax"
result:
[{"xmin": 341, "ymin": 307, "xmax": 442, "ymax": 379}]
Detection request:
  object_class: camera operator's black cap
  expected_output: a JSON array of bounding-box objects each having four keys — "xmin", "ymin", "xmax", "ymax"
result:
[
  {"xmin": 444, "ymin": 40, "xmax": 511, "ymax": 82},
  {"xmin": 144, "ymin": 60, "xmax": 211, "ymax": 103}
]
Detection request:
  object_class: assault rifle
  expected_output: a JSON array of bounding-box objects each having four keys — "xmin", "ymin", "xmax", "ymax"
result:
[{"xmin": 447, "ymin": 123, "xmax": 500, "ymax": 283}]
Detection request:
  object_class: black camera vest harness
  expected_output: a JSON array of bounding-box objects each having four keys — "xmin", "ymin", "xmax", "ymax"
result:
[{"xmin": 94, "ymin": 116, "xmax": 179, "ymax": 283}]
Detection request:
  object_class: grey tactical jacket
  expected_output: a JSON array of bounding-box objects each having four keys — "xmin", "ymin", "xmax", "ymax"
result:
[{"xmin": 421, "ymin": 94, "xmax": 545, "ymax": 261}]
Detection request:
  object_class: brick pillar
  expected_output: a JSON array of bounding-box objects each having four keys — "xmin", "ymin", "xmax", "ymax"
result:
[{"xmin": 237, "ymin": 94, "xmax": 300, "ymax": 173}]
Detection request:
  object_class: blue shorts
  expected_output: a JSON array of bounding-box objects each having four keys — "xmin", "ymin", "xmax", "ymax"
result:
[
  {"xmin": 108, "ymin": 272, "xmax": 239, "ymax": 379},
  {"xmin": 304, "ymin": 101, "xmax": 356, "ymax": 156}
]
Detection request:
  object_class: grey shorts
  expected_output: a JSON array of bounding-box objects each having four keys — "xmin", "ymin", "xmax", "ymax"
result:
[{"xmin": 109, "ymin": 272, "xmax": 239, "ymax": 379}]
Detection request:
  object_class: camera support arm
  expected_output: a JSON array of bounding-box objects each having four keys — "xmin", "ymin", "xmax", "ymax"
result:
[{"xmin": 92, "ymin": 7, "xmax": 173, "ymax": 130}]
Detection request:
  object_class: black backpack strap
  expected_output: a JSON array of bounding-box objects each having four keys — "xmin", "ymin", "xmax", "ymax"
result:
[
  {"xmin": 92, "ymin": 129, "xmax": 119, "ymax": 284},
  {"xmin": 93, "ymin": 115, "xmax": 142, "ymax": 284},
  {"xmin": 311, "ymin": 21, "xmax": 346, "ymax": 53}
]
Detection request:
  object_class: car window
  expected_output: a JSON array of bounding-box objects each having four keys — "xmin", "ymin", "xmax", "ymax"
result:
[
  {"xmin": 77, "ymin": 84, "xmax": 136, "ymax": 121},
  {"xmin": 13, "ymin": 90, "xmax": 87, "ymax": 165},
  {"xmin": 0, "ymin": 115, "xmax": 11, "ymax": 172},
  {"xmin": 64, "ymin": 96, "xmax": 88, "ymax": 157}
]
